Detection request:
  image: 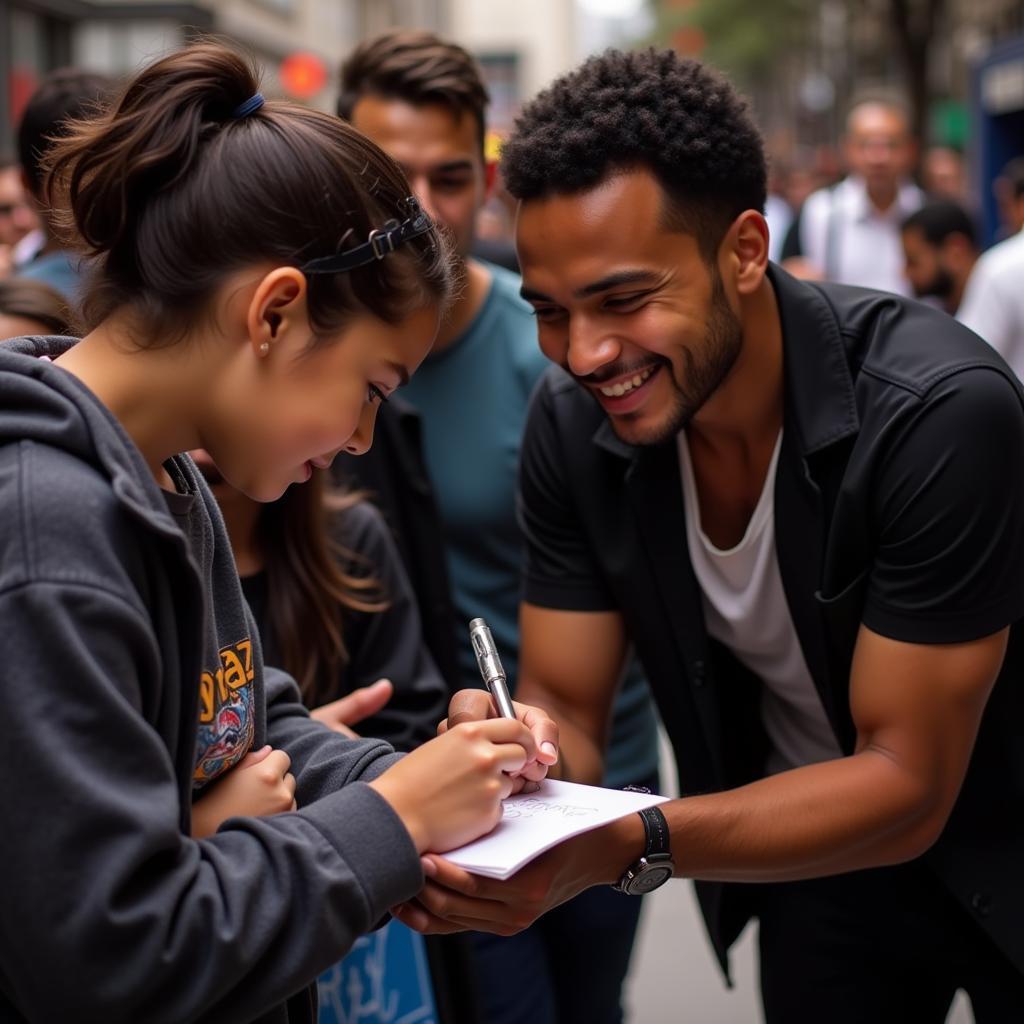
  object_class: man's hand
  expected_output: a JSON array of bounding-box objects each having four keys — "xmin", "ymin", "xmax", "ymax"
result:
[
  {"xmin": 439, "ymin": 688, "xmax": 560, "ymax": 790},
  {"xmin": 391, "ymin": 817, "xmax": 636, "ymax": 935},
  {"xmin": 310, "ymin": 678, "xmax": 394, "ymax": 738}
]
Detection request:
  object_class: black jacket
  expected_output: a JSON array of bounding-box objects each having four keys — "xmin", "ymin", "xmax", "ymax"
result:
[
  {"xmin": 518, "ymin": 266, "xmax": 1024, "ymax": 977},
  {"xmin": 334, "ymin": 397, "xmax": 461, "ymax": 696}
]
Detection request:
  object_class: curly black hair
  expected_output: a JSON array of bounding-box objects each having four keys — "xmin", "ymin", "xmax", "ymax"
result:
[{"xmin": 500, "ymin": 49, "xmax": 766, "ymax": 259}]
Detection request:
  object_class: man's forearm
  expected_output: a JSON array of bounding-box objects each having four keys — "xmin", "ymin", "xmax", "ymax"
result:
[
  {"xmin": 514, "ymin": 684, "xmax": 606, "ymax": 785},
  {"xmin": 666, "ymin": 748, "xmax": 949, "ymax": 883},
  {"xmin": 546, "ymin": 712, "xmax": 605, "ymax": 785}
]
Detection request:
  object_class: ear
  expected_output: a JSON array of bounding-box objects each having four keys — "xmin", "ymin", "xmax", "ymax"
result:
[
  {"xmin": 722, "ymin": 210, "xmax": 769, "ymax": 297},
  {"xmin": 245, "ymin": 267, "xmax": 309, "ymax": 358}
]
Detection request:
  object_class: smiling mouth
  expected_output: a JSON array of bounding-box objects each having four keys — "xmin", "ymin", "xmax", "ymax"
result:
[{"xmin": 597, "ymin": 365, "xmax": 657, "ymax": 398}]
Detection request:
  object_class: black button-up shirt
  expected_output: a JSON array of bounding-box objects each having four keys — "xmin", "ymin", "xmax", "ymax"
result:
[{"xmin": 518, "ymin": 264, "xmax": 1024, "ymax": 976}]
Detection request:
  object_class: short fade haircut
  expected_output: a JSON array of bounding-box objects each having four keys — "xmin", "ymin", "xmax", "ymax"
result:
[
  {"xmin": 337, "ymin": 30, "xmax": 490, "ymax": 152},
  {"xmin": 902, "ymin": 200, "xmax": 978, "ymax": 249},
  {"xmin": 17, "ymin": 68, "xmax": 115, "ymax": 194},
  {"xmin": 500, "ymin": 48, "xmax": 767, "ymax": 261}
]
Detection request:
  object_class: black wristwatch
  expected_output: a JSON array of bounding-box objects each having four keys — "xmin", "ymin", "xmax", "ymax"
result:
[{"xmin": 612, "ymin": 804, "xmax": 674, "ymax": 895}]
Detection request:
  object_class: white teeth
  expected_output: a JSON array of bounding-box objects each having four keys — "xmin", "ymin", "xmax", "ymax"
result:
[{"xmin": 599, "ymin": 366, "xmax": 654, "ymax": 398}]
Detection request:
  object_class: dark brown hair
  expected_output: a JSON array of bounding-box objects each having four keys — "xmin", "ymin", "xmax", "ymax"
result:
[
  {"xmin": 0, "ymin": 278, "xmax": 71, "ymax": 336},
  {"xmin": 338, "ymin": 30, "xmax": 490, "ymax": 151},
  {"xmin": 258, "ymin": 472, "xmax": 386, "ymax": 706},
  {"xmin": 43, "ymin": 41, "xmax": 453, "ymax": 338},
  {"xmin": 17, "ymin": 68, "xmax": 115, "ymax": 195}
]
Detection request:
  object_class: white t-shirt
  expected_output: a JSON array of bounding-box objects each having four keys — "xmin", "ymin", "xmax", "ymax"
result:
[
  {"xmin": 678, "ymin": 430, "xmax": 843, "ymax": 774},
  {"xmin": 798, "ymin": 175, "xmax": 923, "ymax": 296},
  {"xmin": 957, "ymin": 228, "xmax": 1024, "ymax": 381}
]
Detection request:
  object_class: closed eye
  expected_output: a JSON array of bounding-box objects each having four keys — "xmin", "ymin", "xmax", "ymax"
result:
[
  {"xmin": 368, "ymin": 384, "xmax": 389, "ymax": 404},
  {"xmin": 530, "ymin": 305, "xmax": 565, "ymax": 323},
  {"xmin": 604, "ymin": 292, "xmax": 650, "ymax": 311}
]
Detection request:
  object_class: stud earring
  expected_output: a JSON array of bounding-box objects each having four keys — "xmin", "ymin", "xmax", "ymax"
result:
[{"xmin": 259, "ymin": 341, "xmax": 270, "ymax": 356}]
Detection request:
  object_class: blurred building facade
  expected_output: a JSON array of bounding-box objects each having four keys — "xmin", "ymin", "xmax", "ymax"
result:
[
  {"xmin": 0, "ymin": 0, "xmax": 449, "ymax": 151},
  {"xmin": 0, "ymin": 0, "xmax": 589, "ymax": 155}
]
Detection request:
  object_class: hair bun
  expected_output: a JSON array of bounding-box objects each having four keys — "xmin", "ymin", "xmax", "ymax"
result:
[{"xmin": 45, "ymin": 41, "xmax": 260, "ymax": 256}]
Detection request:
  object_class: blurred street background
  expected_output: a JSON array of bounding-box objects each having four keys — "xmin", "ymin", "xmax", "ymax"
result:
[
  {"xmin": 4, "ymin": 0, "xmax": 1024, "ymax": 247},
  {"xmin": 4, "ymin": 2, "xmax": 1022, "ymax": 1020}
]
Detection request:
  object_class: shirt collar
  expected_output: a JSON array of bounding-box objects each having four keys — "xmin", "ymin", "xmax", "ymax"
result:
[
  {"xmin": 591, "ymin": 263, "xmax": 860, "ymax": 461},
  {"xmin": 842, "ymin": 174, "xmax": 921, "ymax": 224},
  {"xmin": 769, "ymin": 263, "xmax": 859, "ymax": 455}
]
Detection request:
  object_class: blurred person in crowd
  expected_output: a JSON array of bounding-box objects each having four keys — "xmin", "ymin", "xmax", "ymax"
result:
[
  {"xmin": 992, "ymin": 156, "xmax": 1024, "ymax": 240},
  {"xmin": 958, "ymin": 160, "xmax": 1024, "ymax": 379},
  {"xmin": 764, "ymin": 159, "xmax": 793, "ymax": 263},
  {"xmin": 783, "ymin": 96, "xmax": 922, "ymax": 293},
  {"xmin": 0, "ymin": 278, "xmax": 68, "ymax": 339},
  {"xmin": 403, "ymin": 49, "xmax": 1024, "ymax": 1024},
  {"xmin": 921, "ymin": 145, "xmax": 968, "ymax": 202},
  {"xmin": 0, "ymin": 156, "xmax": 40, "ymax": 277},
  {"xmin": 900, "ymin": 199, "xmax": 979, "ymax": 315},
  {"xmin": 15, "ymin": 68, "xmax": 115, "ymax": 301},
  {"xmin": 337, "ymin": 29, "xmax": 660, "ymax": 1024},
  {"xmin": 474, "ymin": 162, "xmax": 520, "ymax": 272}
]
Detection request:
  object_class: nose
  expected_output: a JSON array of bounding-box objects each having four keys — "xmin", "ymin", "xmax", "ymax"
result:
[
  {"xmin": 565, "ymin": 315, "xmax": 622, "ymax": 380},
  {"xmin": 343, "ymin": 401, "xmax": 380, "ymax": 457}
]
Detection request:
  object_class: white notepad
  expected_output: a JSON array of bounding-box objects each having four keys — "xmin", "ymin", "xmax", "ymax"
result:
[{"xmin": 441, "ymin": 779, "xmax": 669, "ymax": 880}]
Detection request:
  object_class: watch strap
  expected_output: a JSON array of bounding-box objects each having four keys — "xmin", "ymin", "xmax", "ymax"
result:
[{"xmin": 638, "ymin": 805, "xmax": 670, "ymax": 859}]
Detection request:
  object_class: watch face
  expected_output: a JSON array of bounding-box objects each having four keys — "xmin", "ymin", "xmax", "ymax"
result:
[{"xmin": 628, "ymin": 863, "xmax": 673, "ymax": 895}]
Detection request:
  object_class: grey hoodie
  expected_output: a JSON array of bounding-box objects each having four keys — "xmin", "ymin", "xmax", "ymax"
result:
[{"xmin": 0, "ymin": 337, "xmax": 423, "ymax": 1023}]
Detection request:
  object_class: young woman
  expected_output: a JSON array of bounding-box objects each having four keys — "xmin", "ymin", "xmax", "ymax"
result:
[
  {"xmin": 0, "ymin": 42, "xmax": 554, "ymax": 1022},
  {"xmin": 189, "ymin": 463, "xmax": 449, "ymax": 838}
]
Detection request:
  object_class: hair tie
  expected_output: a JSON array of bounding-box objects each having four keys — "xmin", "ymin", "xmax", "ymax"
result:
[{"xmin": 231, "ymin": 93, "xmax": 264, "ymax": 119}]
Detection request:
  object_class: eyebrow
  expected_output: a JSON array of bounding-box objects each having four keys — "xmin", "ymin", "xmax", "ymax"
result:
[
  {"xmin": 398, "ymin": 158, "xmax": 475, "ymax": 177},
  {"xmin": 434, "ymin": 159, "xmax": 475, "ymax": 174},
  {"xmin": 520, "ymin": 269, "xmax": 662, "ymax": 304}
]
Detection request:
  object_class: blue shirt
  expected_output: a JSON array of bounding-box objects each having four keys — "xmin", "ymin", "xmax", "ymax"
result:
[
  {"xmin": 17, "ymin": 250, "xmax": 85, "ymax": 303},
  {"xmin": 401, "ymin": 262, "xmax": 658, "ymax": 786}
]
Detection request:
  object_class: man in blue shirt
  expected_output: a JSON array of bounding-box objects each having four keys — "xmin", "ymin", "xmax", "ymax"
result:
[
  {"xmin": 15, "ymin": 69, "xmax": 114, "ymax": 303},
  {"xmin": 337, "ymin": 30, "xmax": 660, "ymax": 1024}
]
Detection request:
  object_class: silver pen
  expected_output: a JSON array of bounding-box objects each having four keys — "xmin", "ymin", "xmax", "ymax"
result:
[{"xmin": 469, "ymin": 617, "xmax": 517, "ymax": 719}]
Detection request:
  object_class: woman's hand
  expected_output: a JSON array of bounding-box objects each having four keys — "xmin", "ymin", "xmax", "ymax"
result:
[
  {"xmin": 439, "ymin": 689, "xmax": 560, "ymax": 788},
  {"xmin": 191, "ymin": 746, "xmax": 297, "ymax": 838},
  {"xmin": 311, "ymin": 678, "xmax": 394, "ymax": 738},
  {"xmin": 369, "ymin": 718, "xmax": 537, "ymax": 854}
]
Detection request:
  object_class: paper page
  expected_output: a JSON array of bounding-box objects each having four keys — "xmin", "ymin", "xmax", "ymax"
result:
[{"xmin": 440, "ymin": 779, "xmax": 669, "ymax": 880}]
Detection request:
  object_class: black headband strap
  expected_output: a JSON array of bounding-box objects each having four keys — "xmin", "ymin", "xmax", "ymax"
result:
[{"xmin": 301, "ymin": 198, "xmax": 433, "ymax": 275}]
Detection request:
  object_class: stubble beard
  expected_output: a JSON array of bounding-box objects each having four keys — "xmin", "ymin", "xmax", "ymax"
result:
[{"xmin": 612, "ymin": 271, "xmax": 744, "ymax": 447}]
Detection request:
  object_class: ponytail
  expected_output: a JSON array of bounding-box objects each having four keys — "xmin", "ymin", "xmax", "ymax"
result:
[{"xmin": 44, "ymin": 41, "xmax": 452, "ymax": 339}]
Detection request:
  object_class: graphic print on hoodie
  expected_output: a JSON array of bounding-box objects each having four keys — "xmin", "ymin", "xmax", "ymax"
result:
[
  {"xmin": 194, "ymin": 636, "xmax": 256, "ymax": 786},
  {"xmin": 161, "ymin": 471, "xmax": 256, "ymax": 789}
]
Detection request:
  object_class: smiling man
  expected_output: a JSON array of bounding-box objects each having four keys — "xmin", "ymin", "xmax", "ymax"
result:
[{"xmin": 397, "ymin": 49, "xmax": 1024, "ymax": 1022}]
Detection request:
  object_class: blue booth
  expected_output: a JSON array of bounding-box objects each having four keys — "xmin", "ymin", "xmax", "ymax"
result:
[{"xmin": 973, "ymin": 34, "xmax": 1024, "ymax": 248}]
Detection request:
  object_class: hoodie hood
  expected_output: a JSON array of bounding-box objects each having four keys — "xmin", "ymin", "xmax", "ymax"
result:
[{"xmin": 0, "ymin": 335, "xmax": 186, "ymax": 544}]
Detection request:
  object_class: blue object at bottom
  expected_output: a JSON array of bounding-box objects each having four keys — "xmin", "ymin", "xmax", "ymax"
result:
[{"xmin": 317, "ymin": 919, "xmax": 438, "ymax": 1024}]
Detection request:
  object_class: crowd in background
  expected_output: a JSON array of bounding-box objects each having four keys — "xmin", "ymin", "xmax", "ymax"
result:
[{"xmin": 1, "ymin": 28, "xmax": 1023, "ymax": 1024}]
